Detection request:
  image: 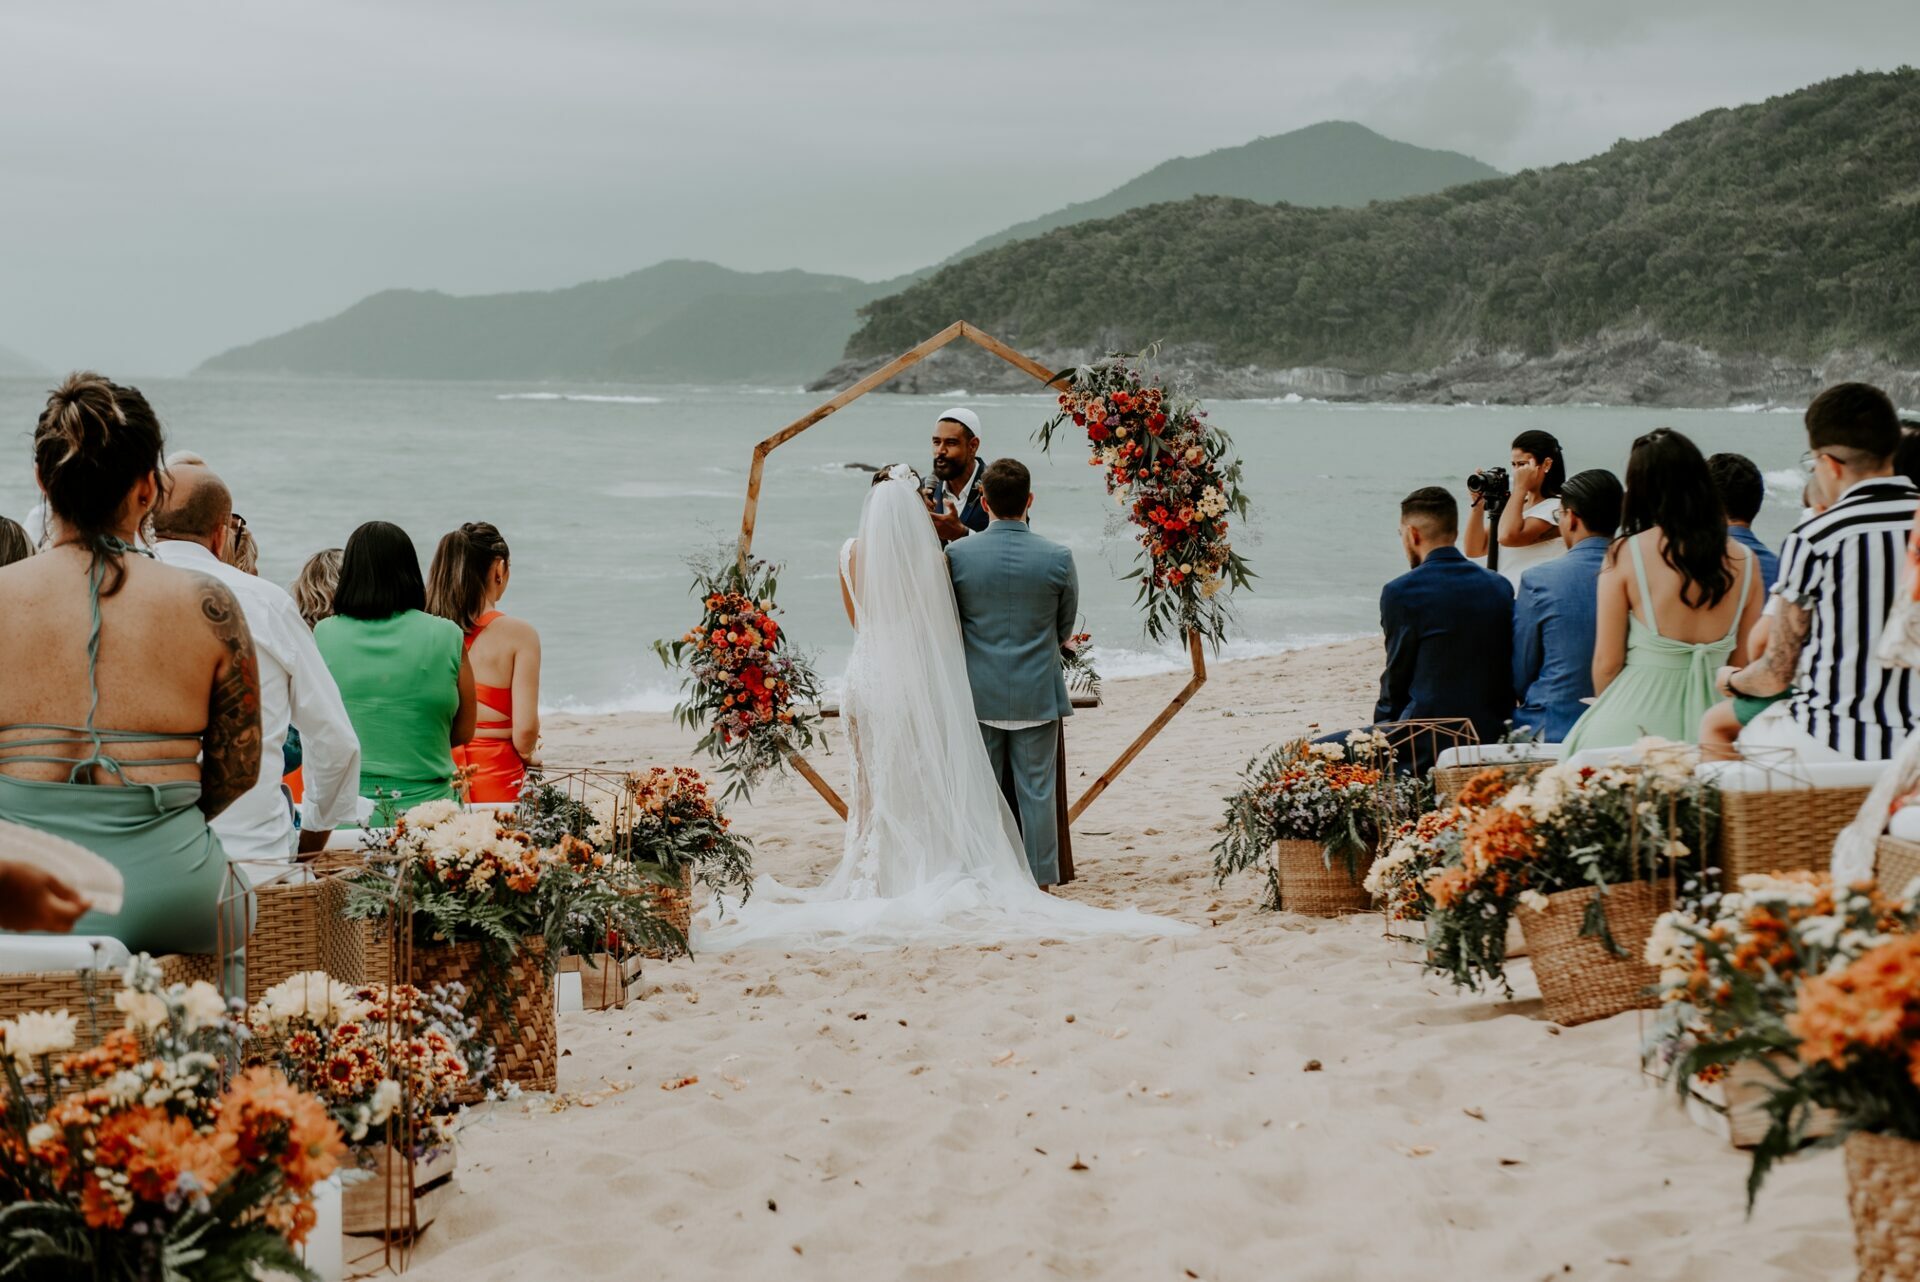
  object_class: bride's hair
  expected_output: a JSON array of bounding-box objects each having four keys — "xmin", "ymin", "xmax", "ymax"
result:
[{"xmin": 872, "ymin": 463, "xmax": 921, "ymax": 487}]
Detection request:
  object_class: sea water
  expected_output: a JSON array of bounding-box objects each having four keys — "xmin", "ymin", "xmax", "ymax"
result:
[{"xmin": 0, "ymin": 376, "xmax": 1812, "ymax": 713}]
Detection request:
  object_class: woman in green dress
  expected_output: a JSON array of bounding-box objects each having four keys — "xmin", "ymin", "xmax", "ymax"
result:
[
  {"xmin": 1561, "ymin": 429, "xmax": 1764, "ymax": 754},
  {"xmin": 0, "ymin": 373, "xmax": 262, "ymax": 956},
  {"xmin": 316, "ymin": 522, "xmax": 475, "ymax": 826}
]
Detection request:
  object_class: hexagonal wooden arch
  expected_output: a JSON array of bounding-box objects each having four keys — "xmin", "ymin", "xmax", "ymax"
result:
[{"xmin": 737, "ymin": 320, "xmax": 1208, "ymax": 825}]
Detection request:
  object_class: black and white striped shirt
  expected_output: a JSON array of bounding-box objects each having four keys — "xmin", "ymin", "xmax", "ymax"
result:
[{"xmin": 1779, "ymin": 477, "xmax": 1920, "ymax": 759}]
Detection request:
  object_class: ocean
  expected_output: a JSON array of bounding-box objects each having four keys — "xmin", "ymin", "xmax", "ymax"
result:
[{"xmin": 0, "ymin": 376, "xmax": 1813, "ymax": 713}]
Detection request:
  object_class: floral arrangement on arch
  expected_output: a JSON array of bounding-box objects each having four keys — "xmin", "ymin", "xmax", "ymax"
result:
[
  {"xmin": 654, "ymin": 553, "xmax": 826, "ymax": 803},
  {"xmin": 1041, "ymin": 354, "xmax": 1252, "ymax": 645},
  {"xmin": 0, "ymin": 955, "xmax": 344, "ymax": 1281},
  {"xmin": 1213, "ymin": 731, "xmax": 1420, "ymax": 910},
  {"xmin": 342, "ymin": 798, "xmax": 679, "ymax": 977},
  {"xmin": 1422, "ymin": 740, "xmax": 1719, "ymax": 994},
  {"xmin": 248, "ymin": 972, "xmax": 489, "ymax": 1158},
  {"xmin": 1060, "ymin": 629, "xmax": 1101, "ymax": 700}
]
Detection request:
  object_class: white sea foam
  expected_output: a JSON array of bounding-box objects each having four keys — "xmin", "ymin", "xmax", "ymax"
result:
[
  {"xmin": 496, "ymin": 392, "xmax": 666, "ymax": 404},
  {"xmin": 1762, "ymin": 467, "xmax": 1806, "ymax": 496}
]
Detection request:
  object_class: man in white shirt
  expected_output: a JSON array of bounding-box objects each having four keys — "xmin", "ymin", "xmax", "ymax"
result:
[{"xmin": 151, "ymin": 464, "xmax": 361, "ymax": 871}]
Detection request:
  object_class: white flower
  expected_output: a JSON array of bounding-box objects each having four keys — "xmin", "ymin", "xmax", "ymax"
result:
[
  {"xmin": 115, "ymin": 989, "xmax": 169, "ymax": 1033},
  {"xmin": 1518, "ymin": 890, "xmax": 1550, "ymax": 913},
  {"xmin": 26, "ymin": 1122, "xmax": 55, "ymax": 1148},
  {"xmin": 1, "ymin": 1009, "xmax": 77, "ymax": 1066},
  {"xmin": 178, "ymin": 981, "xmax": 228, "ymax": 1032},
  {"xmin": 250, "ymin": 972, "xmax": 370, "ymax": 1030},
  {"xmin": 405, "ymin": 798, "xmax": 461, "ymax": 829},
  {"xmin": 1308, "ymin": 742, "xmax": 1345, "ymax": 761},
  {"xmin": 1799, "ymin": 915, "xmax": 1845, "ymax": 951},
  {"xmin": 369, "ymin": 1078, "xmax": 403, "ymax": 1125},
  {"xmin": 1664, "ymin": 840, "xmax": 1690, "ymax": 861}
]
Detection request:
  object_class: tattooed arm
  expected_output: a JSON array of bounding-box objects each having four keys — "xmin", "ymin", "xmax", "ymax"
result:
[
  {"xmin": 1721, "ymin": 599, "xmax": 1809, "ymax": 699},
  {"xmin": 196, "ymin": 577, "xmax": 263, "ymax": 820}
]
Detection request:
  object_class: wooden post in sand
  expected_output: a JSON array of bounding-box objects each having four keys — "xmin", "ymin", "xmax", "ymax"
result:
[{"xmin": 734, "ymin": 321, "xmax": 1210, "ymax": 830}]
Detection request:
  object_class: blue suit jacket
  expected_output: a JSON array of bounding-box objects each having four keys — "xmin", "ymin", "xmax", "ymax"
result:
[
  {"xmin": 1730, "ymin": 524, "xmax": 1780, "ymax": 594},
  {"xmin": 946, "ymin": 520, "xmax": 1078, "ymax": 722},
  {"xmin": 1512, "ymin": 536, "xmax": 1608, "ymax": 741},
  {"xmin": 1374, "ymin": 546, "xmax": 1516, "ymax": 746}
]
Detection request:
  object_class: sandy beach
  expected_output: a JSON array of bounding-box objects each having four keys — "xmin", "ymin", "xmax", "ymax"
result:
[{"xmin": 397, "ymin": 638, "xmax": 1854, "ymax": 1282}]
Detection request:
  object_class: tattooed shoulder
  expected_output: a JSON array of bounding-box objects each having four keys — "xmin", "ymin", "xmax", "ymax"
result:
[{"xmin": 194, "ymin": 575, "xmax": 262, "ymax": 818}]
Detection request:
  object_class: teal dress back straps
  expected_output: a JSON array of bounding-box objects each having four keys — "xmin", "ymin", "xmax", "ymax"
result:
[
  {"xmin": 1560, "ymin": 538, "xmax": 1753, "ymax": 754},
  {"xmin": 0, "ymin": 543, "xmax": 228, "ymax": 955}
]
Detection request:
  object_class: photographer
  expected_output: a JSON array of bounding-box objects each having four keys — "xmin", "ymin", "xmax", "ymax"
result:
[{"xmin": 1463, "ymin": 429, "xmax": 1568, "ymax": 586}]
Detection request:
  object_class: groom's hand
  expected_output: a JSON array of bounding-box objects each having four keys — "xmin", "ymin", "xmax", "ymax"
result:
[{"xmin": 925, "ymin": 494, "xmax": 969, "ymax": 544}]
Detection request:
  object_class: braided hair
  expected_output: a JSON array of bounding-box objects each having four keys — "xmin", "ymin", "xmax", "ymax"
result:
[{"xmin": 32, "ymin": 372, "xmax": 167, "ymax": 595}]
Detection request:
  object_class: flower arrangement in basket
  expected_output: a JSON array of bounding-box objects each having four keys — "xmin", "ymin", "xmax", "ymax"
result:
[
  {"xmin": 1738, "ymin": 931, "xmax": 1920, "ymax": 1274},
  {"xmin": 654, "ymin": 553, "xmax": 826, "ymax": 801},
  {"xmin": 1213, "ymin": 732, "xmax": 1420, "ymax": 911},
  {"xmin": 1645, "ymin": 874, "xmax": 1918, "ymax": 1148},
  {"xmin": 248, "ymin": 971, "xmax": 486, "ymax": 1154},
  {"xmin": 0, "ymin": 956, "xmax": 344, "ymax": 1281},
  {"xmin": 1040, "ymin": 354, "xmax": 1252, "ymax": 645},
  {"xmin": 1366, "ymin": 807, "xmax": 1467, "ymax": 926},
  {"xmin": 1423, "ymin": 740, "xmax": 1719, "ymax": 997},
  {"xmin": 627, "ymin": 766, "xmax": 756, "ymax": 936}
]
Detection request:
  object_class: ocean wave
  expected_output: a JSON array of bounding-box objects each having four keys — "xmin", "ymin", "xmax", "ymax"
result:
[
  {"xmin": 1762, "ymin": 467, "xmax": 1806, "ymax": 496},
  {"xmin": 496, "ymin": 392, "xmax": 666, "ymax": 404},
  {"xmin": 1725, "ymin": 402, "xmax": 1796, "ymax": 414}
]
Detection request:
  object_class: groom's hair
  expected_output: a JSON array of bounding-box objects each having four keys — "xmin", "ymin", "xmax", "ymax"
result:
[{"xmin": 980, "ymin": 458, "xmax": 1031, "ymax": 517}]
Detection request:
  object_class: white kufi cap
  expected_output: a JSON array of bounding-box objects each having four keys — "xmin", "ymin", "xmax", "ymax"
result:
[{"xmin": 937, "ymin": 407, "xmax": 981, "ymax": 437}]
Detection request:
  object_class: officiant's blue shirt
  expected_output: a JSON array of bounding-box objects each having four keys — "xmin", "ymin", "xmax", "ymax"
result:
[{"xmin": 1512, "ymin": 535, "xmax": 1609, "ymax": 742}]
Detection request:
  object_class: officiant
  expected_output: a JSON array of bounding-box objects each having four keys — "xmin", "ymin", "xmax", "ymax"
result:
[{"xmin": 924, "ymin": 407, "xmax": 989, "ymax": 544}]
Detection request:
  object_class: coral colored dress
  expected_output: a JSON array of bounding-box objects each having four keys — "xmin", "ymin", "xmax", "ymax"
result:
[{"xmin": 452, "ymin": 611, "xmax": 527, "ymax": 803}]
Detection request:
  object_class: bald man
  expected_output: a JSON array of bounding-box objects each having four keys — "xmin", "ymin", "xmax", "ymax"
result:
[{"xmin": 152, "ymin": 463, "xmax": 361, "ymax": 871}]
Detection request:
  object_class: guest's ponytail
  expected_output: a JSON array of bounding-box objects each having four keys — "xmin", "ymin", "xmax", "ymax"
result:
[
  {"xmin": 426, "ymin": 521, "xmax": 510, "ymax": 630},
  {"xmin": 33, "ymin": 372, "xmax": 167, "ymax": 596}
]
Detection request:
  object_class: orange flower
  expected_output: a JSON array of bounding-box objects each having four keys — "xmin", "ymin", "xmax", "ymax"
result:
[
  {"xmin": 96, "ymin": 1108, "xmax": 235, "ymax": 1207},
  {"xmin": 215, "ymin": 1066, "xmax": 345, "ymax": 1202},
  {"xmin": 1788, "ymin": 934, "xmax": 1920, "ymax": 1082},
  {"xmin": 1427, "ymin": 866, "xmax": 1474, "ymax": 909}
]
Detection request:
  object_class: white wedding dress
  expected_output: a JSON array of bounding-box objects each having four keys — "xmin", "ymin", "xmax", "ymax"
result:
[{"xmin": 694, "ymin": 468, "xmax": 1194, "ymax": 950}]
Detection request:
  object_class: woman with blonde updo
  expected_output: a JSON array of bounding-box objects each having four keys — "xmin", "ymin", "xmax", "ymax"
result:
[
  {"xmin": 427, "ymin": 522, "xmax": 541, "ymax": 803},
  {"xmin": 0, "ymin": 373, "xmax": 261, "ymax": 954}
]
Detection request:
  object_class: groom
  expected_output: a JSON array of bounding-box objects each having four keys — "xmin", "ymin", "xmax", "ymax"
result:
[{"xmin": 946, "ymin": 459, "xmax": 1078, "ymax": 887}]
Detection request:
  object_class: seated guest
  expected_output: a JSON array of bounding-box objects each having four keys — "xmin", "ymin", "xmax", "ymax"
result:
[
  {"xmin": 316, "ymin": 522, "xmax": 475, "ymax": 825},
  {"xmin": 0, "ymin": 373, "xmax": 260, "ymax": 955},
  {"xmin": 1463, "ymin": 429, "xmax": 1569, "ymax": 587},
  {"xmin": 0, "ymin": 516, "xmax": 31, "ymax": 567},
  {"xmin": 1894, "ymin": 419, "xmax": 1920, "ymax": 487},
  {"xmin": 1720, "ymin": 383, "xmax": 1920, "ymax": 761},
  {"xmin": 1339, "ymin": 487, "xmax": 1513, "ymax": 771},
  {"xmin": 1563, "ymin": 429, "xmax": 1763, "ymax": 754},
  {"xmin": 152, "ymin": 464, "xmax": 361, "ymax": 866},
  {"xmin": 282, "ymin": 547, "xmax": 343, "ymax": 800},
  {"xmin": 1512, "ymin": 469, "xmax": 1623, "ymax": 742},
  {"xmin": 427, "ymin": 522, "xmax": 541, "ymax": 803},
  {"xmin": 1707, "ymin": 452, "xmax": 1780, "ymax": 588}
]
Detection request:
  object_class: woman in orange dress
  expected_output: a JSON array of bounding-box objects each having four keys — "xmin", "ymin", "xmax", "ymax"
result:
[{"xmin": 426, "ymin": 523, "xmax": 541, "ymax": 803}]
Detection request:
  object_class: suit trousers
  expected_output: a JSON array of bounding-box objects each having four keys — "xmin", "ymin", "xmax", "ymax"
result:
[{"xmin": 980, "ymin": 721, "xmax": 1062, "ymax": 885}]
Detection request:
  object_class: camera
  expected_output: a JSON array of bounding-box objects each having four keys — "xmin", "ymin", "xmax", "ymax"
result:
[{"xmin": 1467, "ymin": 466, "xmax": 1510, "ymax": 505}]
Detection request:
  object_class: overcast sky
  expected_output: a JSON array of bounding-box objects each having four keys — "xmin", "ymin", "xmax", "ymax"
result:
[{"xmin": 2, "ymin": 0, "xmax": 1914, "ymax": 375}]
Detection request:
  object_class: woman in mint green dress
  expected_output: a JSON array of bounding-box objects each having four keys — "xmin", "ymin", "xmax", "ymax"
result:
[
  {"xmin": 0, "ymin": 374, "xmax": 262, "ymax": 956},
  {"xmin": 316, "ymin": 522, "xmax": 475, "ymax": 826},
  {"xmin": 1562, "ymin": 429, "xmax": 1765, "ymax": 754}
]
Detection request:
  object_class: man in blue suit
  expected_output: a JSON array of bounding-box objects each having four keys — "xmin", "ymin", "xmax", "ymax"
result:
[
  {"xmin": 1513, "ymin": 469, "xmax": 1623, "ymax": 742},
  {"xmin": 1351, "ymin": 487, "xmax": 1515, "ymax": 771},
  {"xmin": 946, "ymin": 458, "xmax": 1077, "ymax": 886}
]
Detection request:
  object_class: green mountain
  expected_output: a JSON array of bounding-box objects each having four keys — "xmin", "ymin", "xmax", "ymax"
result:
[
  {"xmin": 848, "ymin": 71, "xmax": 1920, "ymax": 381},
  {"xmin": 943, "ymin": 121, "xmax": 1500, "ymax": 264},
  {"xmin": 195, "ymin": 260, "xmax": 894, "ymax": 385}
]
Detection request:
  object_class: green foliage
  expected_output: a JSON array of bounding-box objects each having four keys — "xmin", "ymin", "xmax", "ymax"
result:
[{"xmin": 851, "ymin": 71, "xmax": 1920, "ymax": 371}]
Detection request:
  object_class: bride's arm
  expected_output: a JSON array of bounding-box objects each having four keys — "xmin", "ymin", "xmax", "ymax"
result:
[{"xmin": 840, "ymin": 543, "xmax": 858, "ymax": 631}]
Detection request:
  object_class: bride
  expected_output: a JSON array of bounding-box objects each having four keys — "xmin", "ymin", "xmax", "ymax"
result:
[{"xmin": 695, "ymin": 465, "xmax": 1193, "ymax": 949}]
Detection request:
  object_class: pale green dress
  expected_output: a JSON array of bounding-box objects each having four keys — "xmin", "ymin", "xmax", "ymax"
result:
[{"xmin": 1559, "ymin": 537, "xmax": 1754, "ymax": 754}]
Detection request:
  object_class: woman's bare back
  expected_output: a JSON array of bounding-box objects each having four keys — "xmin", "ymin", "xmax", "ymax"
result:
[{"xmin": 1618, "ymin": 530, "xmax": 1754, "ymax": 643}]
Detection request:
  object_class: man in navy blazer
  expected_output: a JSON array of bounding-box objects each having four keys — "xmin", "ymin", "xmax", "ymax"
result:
[
  {"xmin": 1513, "ymin": 470, "xmax": 1623, "ymax": 742},
  {"xmin": 1365, "ymin": 487, "xmax": 1516, "ymax": 769}
]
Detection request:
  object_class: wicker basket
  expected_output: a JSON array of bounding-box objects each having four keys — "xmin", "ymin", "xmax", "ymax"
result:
[
  {"xmin": 1274, "ymin": 839, "xmax": 1374, "ymax": 917},
  {"xmin": 1516, "ymin": 881, "xmax": 1668, "ymax": 1026},
  {"xmin": 1877, "ymin": 836, "xmax": 1920, "ymax": 896},
  {"xmin": 0, "ymin": 952, "xmax": 221, "ymax": 1030},
  {"xmin": 1718, "ymin": 785, "xmax": 1871, "ymax": 885},
  {"xmin": 638, "ymin": 864, "xmax": 694, "ymax": 959},
  {"xmin": 563, "ymin": 951, "xmax": 645, "ymax": 1011},
  {"xmin": 1723, "ymin": 1055, "xmax": 1837, "ymax": 1150},
  {"xmin": 410, "ymin": 935, "xmax": 556, "ymax": 1100},
  {"xmin": 341, "ymin": 1142, "xmax": 457, "ymax": 1240},
  {"xmin": 245, "ymin": 872, "xmax": 366, "ymax": 1004},
  {"xmin": 1431, "ymin": 761, "xmax": 1540, "ymax": 806},
  {"xmin": 1846, "ymin": 1130, "xmax": 1920, "ymax": 1281}
]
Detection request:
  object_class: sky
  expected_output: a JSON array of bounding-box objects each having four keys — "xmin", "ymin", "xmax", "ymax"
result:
[{"xmin": 2, "ymin": 0, "xmax": 1915, "ymax": 375}]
